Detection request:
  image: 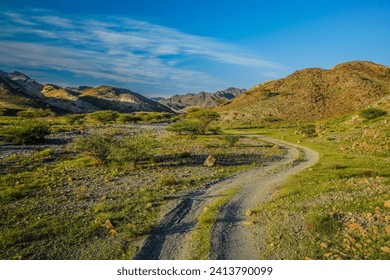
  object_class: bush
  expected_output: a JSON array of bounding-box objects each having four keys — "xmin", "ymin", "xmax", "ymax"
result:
[
  {"xmin": 167, "ymin": 119, "xmax": 206, "ymax": 137},
  {"xmin": 299, "ymin": 124, "xmax": 317, "ymax": 137},
  {"xmin": 88, "ymin": 110, "xmax": 119, "ymax": 124},
  {"xmin": 17, "ymin": 109, "xmax": 55, "ymax": 119},
  {"xmin": 224, "ymin": 135, "xmax": 240, "ymax": 147},
  {"xmin": 73, "ymin": 132, "xmax": 158, "ymax": 165},
  {"xmin": 73, "ymin": 133, "xmax": 113, "ymax": 161},
  {"xmin": 359, "ymin": 108, "xmax": 387, "ymax": 120},
  {"xmin": 65, "ymin": 114, "xmax": 85, "ymax": 125},
  {"xmin": 0, "ymin": 120, "xmax": 50, "ymax": 145},
  {"xmin": 117, "ymin": 114, "xmax": 142, "ymax": 124}
]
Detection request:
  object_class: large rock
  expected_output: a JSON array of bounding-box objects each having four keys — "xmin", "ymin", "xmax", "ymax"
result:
[{"xmin": 204, "ymin": 155, "xmax": 217, "ymax": 167}]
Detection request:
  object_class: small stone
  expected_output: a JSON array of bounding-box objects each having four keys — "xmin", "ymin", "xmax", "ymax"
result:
[
  {"xmin": 385, "ymin": 225, "xmax": 390, "ymax": 235},
  {"xmin": 320, "ymin": 242, "xmax": 328, "ymax": 249},
  {"xmin": 380, "ymin": 246, "xmax": 390, "ymax": 253},
  {"xmin": 204, "ymin": 155, "xmax": 217, "ymax": 167},
  {"xmin": 323, "ymin": 253, "xmax": 332, "ymax": 258},
  {"xmin": 103, "ymin": 219, "xmax": 114, "ymax": 230},
  {"xmin": 242, "ymin": 221, "xmax": 254, "ymax": 227},
  {"xmin": 348, "ymin": 223, "xmax": 360, "ymax": 231},
  {"xmin": 355, "ymin": 243, "xmax": 363, "ymax": 249},
  {"xmin": 245, "ymin": 209, "xmax": 253, "ymax": 217},
  {"xmin": 67, "ymin": 176, "xmax": 73, "ymax": 182},
  {"xmin": 272, "ymin": 144, "xmax": 281, "ymax": 149},
  {"xmin": 109, "ymin": 229, "xmax": 118, "ymax": 235},
  {"xmin": 384, "ymin": 201, "xmax": 390, "ymax": 208}
]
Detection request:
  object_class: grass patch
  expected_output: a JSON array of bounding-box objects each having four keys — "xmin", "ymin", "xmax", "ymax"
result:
[{"xmin": 190, "ymin": 187, "xmax": 240, "ymax": 259}]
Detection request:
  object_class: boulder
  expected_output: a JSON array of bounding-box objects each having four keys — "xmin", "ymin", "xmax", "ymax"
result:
[{"xmin": 204, "ymin": 155, "xmax": 217, "ymax": 167}]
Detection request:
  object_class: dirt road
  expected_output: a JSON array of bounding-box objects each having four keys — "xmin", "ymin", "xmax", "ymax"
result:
[{"xmin": 134, "ymin": 135, "xmax": 319, "ymax": 260}]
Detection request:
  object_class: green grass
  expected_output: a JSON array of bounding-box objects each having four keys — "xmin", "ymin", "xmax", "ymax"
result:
[
  {"xmin": 230, "ymin": 112, "xmax": 390, "ymax": 259},
  {"xmin": 0, "ymin": 115, "xmax": 281, "ymax": 259},
  {"xmin": 190, "ymin": 187, "xmax": 240, "ymax": 260}
]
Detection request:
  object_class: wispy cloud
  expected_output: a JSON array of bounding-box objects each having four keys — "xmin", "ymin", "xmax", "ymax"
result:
[{"xmin": 0, "ymin": 8, "xmax": 285, "ymax": 94}]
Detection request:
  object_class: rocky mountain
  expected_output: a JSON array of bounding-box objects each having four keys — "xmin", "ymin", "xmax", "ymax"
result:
[
  {"xmin": 218, "ymin": 61, "xmax": 390, "ymax": 125},
  {"xmin": 154, "ymin": 87, "xmax": 246, "ymax": 111},
  {"xmin": 0, "ymin": 71, "xmax": 173, "ymax": 114}
]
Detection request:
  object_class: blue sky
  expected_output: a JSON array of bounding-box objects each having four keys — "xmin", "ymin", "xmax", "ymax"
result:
[{"xmin": 0, "ymin": 0, "xmax": 389, "ymax": 97}]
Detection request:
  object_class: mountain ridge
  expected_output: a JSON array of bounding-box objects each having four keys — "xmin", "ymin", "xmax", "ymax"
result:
[
  {"xmin": 218, "ymin": 61, "xmax": 390, "ymax": 126},
  {"xmin": 154, "ymin": 87, "xmax": 246, "ymax": 111},
  {"xmin": 0, "ymin": 71, "xmax": 174, "ymax": 114}
]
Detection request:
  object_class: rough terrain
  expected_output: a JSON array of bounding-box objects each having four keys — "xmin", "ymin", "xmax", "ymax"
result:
[{"xmin": 134, "ymin": 135, "xmax": 319, "ymax": 259}]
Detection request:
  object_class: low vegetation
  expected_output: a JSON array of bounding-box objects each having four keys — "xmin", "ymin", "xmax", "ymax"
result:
[
  {"xmin": 236, "ymin": 105, "xmax": 389, "ymax": 259},
  {"xmin": 0, "ymin": 112, "xmax": 280, "ymax": 259}
]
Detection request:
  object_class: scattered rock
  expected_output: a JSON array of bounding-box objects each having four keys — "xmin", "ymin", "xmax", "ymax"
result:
[
  {"xmin": 272, "ymin": 144, "xmax": 281, "ymax": 149},
  {"xmin": 385, "ymin": 225, "xmax": 390, "ymax": 235},
  {"xmin": 348, "ymin": 223, "xmax": 361, "ymax": 231},
  {"xmin": 320, "ymin": 242, "xmax": 329, "ymax": 249},
  {"xmin": 204, "ymin": 155, "xmax": 217, "ymax": 167},
  {"xmin": 380, "ymin": 246, "xmax": 390, "ymax": 253},
  {"xmin": 384, "ymin": 201, "xmax": 390, "ymax": 208},
  {"xmin": 103, "ymin": 219, "xmax": 114, "ymax": 230},
  {"xmin": 109, "ymin": 229, "xmax": 118, "ymax": 235},
  {"xmin": 242, "ymin": 221, "xmax": 254, "ymax": 226},
  {"xmin": 355, "ymin": 243, "xmax": 363, "ymax": 249},
  {"xmin": 245, "ymin": 209, "xmax": 253, "ymax": 217},
  {"xmin": 67, "ymin": 176, "xmax": 73, "ymax": 182}
]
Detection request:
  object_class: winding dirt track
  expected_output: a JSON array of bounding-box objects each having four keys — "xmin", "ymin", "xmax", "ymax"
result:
[{"xmin": 134, "ymin": 135, "xmax": 319, "ymax": 260}]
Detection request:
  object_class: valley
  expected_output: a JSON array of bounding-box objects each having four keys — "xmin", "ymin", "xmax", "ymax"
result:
[{"xmin": 0, "ymin": 61, "xmax": 389, "ymax": 260}]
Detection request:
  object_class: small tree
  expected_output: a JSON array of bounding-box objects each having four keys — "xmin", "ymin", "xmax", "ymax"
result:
[
  {"xmin": 0, "ymin": 120, "xmax": 50, "ymax": 145},
  {"xmin": 88, "ymin": 110, "xmax": 119, "ymax": 124},
  {"xmin": 167, "ymin": 119, "xmax": 206, "ymax": 137}
]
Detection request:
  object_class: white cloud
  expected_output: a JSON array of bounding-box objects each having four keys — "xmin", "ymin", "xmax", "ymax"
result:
[{"xmin": 0, "ymin": 9, "xmax": 285, "ymax": 93}]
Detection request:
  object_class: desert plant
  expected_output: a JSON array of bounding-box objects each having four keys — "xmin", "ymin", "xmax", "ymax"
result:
[
  {"xmin": 73, "ymin": 132, "xmax": 158, "ymax": 165},
  {"xmin": 224, "ymin": 135, "xmax": 240, "ymax": 147},
  {"xmin": 116, "ymin": 114, "xmax": 142, "ymax": 124},
  {"xmin": 167, "ymin": 119, "xmax": 206, "ymax": 137},
  {"xmin": 17, "ymin": 108, "xmax": 55, "ymax": 119},
  {"xmin": 65, "ymin": 114, "xmax": 85, "ymax": 125},
  {"xmin": 359, "ymin": 108, "xmax": 387, "ymax": 120},
  {"xmin": 73, "ymin": 133, "xmax": 114, "ymax": 161},
  {"xmin": 0, "ymin": 120, "xmax": 50, "ymax": 145},
  {"xmin": 88, "ymin": 110, "xmax": 119, "ymax": 124}
]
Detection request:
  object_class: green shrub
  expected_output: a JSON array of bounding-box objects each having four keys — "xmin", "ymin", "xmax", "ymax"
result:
[
  {"xmin": 88, "ymin": 110, "xmax": 119, "ymax": 124},
  {"xmin": 207, "ymin": 126, "xmax": 222, "ymax": 135},
  {"xmin": 65, "ymin": 114, "xmax": 85, "ymax": 125},
  {"xmin": 359, "ymin": 108, "xmax": 387, "ymax": 120},
  {"xmin": 167, "ymin": 119, "xmax": 206, "ymax": 137},
  {"xmin": 17, "ymin": 109, "xmax": 55, "ymax": 118},
  {"xmin": 73, "ymin": 133, "xmax": 113, "ymax": 161},
  {"xmin": 108, "ymin": 133, "xmax": 158, "ymax": 164},
  {"xmin": 117, "ymin": 114, "xmax": 142, "ymax": 124},
  {"xmin": 299, "ymin": 124, "xmax": 317, "ymax": 137},
  {"xmin": 73, "ymin": 132, "xmax": 158, "ymax": 164},
  {"xmin": 0, "ymin": 120, "xmax": 50, "ymax": 145},
  {"xmin": 224, "ymin": 135, "xmax": 240, "ymax": 147}
]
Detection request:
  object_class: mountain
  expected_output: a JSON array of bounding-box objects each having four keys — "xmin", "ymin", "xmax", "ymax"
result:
[
  {"xmin": 218, "ymin": 61, "xmax": 390, "ymax": 125},
  {"xmin": 155, "ymin": 87, "xmax": 246, "ymax": 111},
  {"xmin": 0, "ymin": 71, "xmax": 173, "ymax": 114}
]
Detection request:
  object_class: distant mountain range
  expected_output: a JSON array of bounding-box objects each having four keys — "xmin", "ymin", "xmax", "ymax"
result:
[
  {"xmin": 0, "ymin": 70, "xmax": 245, "ymax": 115},
  {"xmin": 152, "ymin": 87, "xmax": 246, "ymax": 111},
  {"xmin": 218, "ymin": 61, "xmax": 390, "ymax": 125},
  {"xmin": 0, "ymin": 71, "xmax": 173, "ymax": 114}
]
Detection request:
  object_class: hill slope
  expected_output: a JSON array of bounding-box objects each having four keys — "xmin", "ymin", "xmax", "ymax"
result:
[
  {"xmin": 155, "ymin": 87, "xmax": 246, "ymax": 111},
  {"xmin": 219, "ymin": 61, "xmax": 390, "ymax": 126},
  {"xmin": 0, "ymin": 71, "xmax": 173, "ymax": 114}
]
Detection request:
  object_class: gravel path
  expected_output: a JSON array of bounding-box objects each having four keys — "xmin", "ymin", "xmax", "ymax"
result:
[{"xmin": 134, "ymin": 135, "xmax": 319, "ymax": 260}]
